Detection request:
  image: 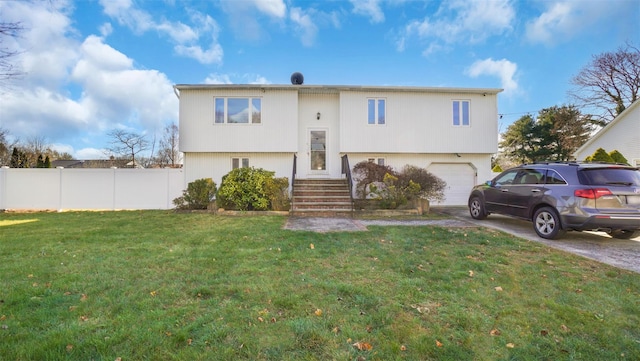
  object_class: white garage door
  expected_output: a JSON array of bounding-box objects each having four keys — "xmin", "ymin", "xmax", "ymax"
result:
[{"xmin": 427, "ymin": 163, "xmax": 476, "ymax": 206}]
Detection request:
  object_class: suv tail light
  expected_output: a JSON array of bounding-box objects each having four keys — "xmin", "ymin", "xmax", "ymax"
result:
[{"xmin": 574, "ymin": 188, "xmax": 613, "ymax": 199}]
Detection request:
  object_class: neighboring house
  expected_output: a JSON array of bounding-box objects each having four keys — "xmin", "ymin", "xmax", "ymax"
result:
[
  {"xmin": 174, "ymin": 83, "xmax": 502, "ymax": 206},
  {"xmin": 574, "ymin": 100, "xmax": 640, "ymax": 166}
]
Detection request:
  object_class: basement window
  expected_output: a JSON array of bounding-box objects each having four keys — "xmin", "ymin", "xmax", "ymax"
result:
[{"xmin": 232, "ymin": 158, "xmax": 249, "ymax": 169}]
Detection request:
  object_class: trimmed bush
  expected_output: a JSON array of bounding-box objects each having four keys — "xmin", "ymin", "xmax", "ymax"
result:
[
  {"xmin": 173, "ymin": 178, "xmax": 217, "ymax": 210},
  {"xmin": 217, "ymin": 167, "xmax": 289, "ymax": 211}
]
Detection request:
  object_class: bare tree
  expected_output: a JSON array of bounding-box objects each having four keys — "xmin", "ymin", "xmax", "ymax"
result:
[
  {"xmin": 0, "ymin": 127, "xmax": 16, "ymax": 166},
  {"xmin": 569, "ymin": 43, "xmax": 640, "ymax": 125},
  {"xmin": 0, "ymin": 19, "xmax": 24, "ymax": 85},
  {"xmin": 107, "ymin": 129, "xmax": 149, "ymax": 168},
  {"xmin": 157, "ymin": 123, "xmax": 181, "ymax": 167}
]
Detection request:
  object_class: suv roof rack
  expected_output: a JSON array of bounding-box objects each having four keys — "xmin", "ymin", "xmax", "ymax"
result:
[{"xmin": 523, "ymin": 161, "xmax": 632, "ymax": 166}]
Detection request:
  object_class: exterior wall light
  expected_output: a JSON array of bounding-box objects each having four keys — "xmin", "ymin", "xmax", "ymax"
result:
[{"xmin": 317, "ymin": 112, "xmax": 321, "ymax": 120}]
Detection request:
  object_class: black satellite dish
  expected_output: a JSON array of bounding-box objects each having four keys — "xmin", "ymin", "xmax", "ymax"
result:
[{"xmin": 290, "ymin": 72, "xmax": 304, "ymax": 85}]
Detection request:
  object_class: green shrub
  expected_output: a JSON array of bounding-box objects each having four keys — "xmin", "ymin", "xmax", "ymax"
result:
[
  {"xmin": 352, "ymin": 161, "xmax": 446, "ymax": 209},
  {"xmin": 173, "ymin": 178, "xmax": 217, "ymax": 210},
  {"xmin": 217, "ymin": 167, "xmax": 289, "ymax": 211},
  {"xmin": 609, "ymin": 150, "xmax": 629, "ymax": 164},
  {"xmin": 588, "ymin": 148, "xmax": 614, "ymax": 163}
]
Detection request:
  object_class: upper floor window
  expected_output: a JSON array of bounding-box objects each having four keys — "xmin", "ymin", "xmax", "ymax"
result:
[
  {"xmin": 367, "ymin": 98, "xmax": 386, "ymax": 125},
  {"xmin": 452, "ymin": 100, "xmax": 470, "ymax": 126},
  {"xmin": 368, "ymin": 158, "xmax": 385, "ymax": 166},
  {"xmin": 215, "ymin": 97, "xmax": 261, "ymax": 124}
]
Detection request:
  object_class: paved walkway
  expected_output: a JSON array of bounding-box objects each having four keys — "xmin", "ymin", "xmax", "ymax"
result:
[{"xmin": 283, "ymin": 216, "xmax": 473, "ymax": 233}]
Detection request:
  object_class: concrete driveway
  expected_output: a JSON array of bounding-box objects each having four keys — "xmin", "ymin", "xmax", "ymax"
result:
[{"xmin": 435, "ymin": 206, "xmax": 640, "ymax": 274}]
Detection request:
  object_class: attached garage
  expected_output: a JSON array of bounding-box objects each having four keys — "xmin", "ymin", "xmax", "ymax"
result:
[{"xmin": 427, "ymin": 163, "xmax": 477, "ymax": 206}]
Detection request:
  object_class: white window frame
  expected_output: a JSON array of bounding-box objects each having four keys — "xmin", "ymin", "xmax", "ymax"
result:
[
  {"xmin": 452, "ymin": 100, "xmax": 470, "ymax": 127},
  {"xmin": 232, "ymin": 158, "xmax": 250, "ymax": 169},
  {"xmin": 214, "ymin": 97, "xmax": 262, "ymax": 124},
  {"xmin": 367, "ymin": 98, "xmax": 386, "ymax": 125},
  {"xmin": 368, "ymin": 157, "xmax": 385, "ymax": 166}
]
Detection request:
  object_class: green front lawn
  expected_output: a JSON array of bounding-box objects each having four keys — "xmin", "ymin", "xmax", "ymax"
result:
[{"xmin": 0, "ymin": 211, "xmax": 638, "ymax": 360}]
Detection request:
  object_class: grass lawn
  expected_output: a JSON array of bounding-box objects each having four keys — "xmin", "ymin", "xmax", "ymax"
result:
[{"xmin": 0, "ymin": 211, "xmax": 638, "ymax": 360}]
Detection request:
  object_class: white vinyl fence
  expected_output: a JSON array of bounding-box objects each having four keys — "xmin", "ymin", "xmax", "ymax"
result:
[{"xmin": 0, "ymin": 167, "xmax": 185, "ymax": 211}]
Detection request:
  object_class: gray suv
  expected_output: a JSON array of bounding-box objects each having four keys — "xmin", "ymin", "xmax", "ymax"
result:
[{"xmin": 468, "ymin": 162, "xmax": 640, "ymax": 239}]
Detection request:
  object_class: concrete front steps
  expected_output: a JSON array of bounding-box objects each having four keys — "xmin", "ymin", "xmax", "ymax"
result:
[{"xmin": 290, "ymin": 178, "xmax": 353, "ymax": 217}]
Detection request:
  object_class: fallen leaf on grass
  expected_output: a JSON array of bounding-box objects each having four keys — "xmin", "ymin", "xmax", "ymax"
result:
[
  {"xmin": 540, "ymin": 329, "xmax": 549, "ymax": 336},
  {"xmin": 436, "ymin": 340, "xmax": 443, "ymax": 347},
  {"xmin": 560, "ymin": 324, "xmax": 570, "ymax": 332},
  {"xmin": 66, "ymin": 344, "xmax": 73, "ymax": 352},
  {"xmin": 494, "ymin": 286, "xmax": 503, "ymax": 292},
  {"xmin": 314, "ymin": 308, "xmax": 323, "ymax": 316},
  {"xmin": 332, "ymin": 326, "xmax": 340, "ymax": 334},
  {"xmin": 80, "ymin": 315, "xmax": 89, "ymax": 322},
  {"xmin": 310, "ymin": 243, "xmax": 315, "ymax": 250},
  {"xmin": 80, "ymin": 294, "xmax": 88, "ymax": 302},
  {"xmin": 352, "ymin": 341, "xmax": 373, "ymax": 351},
  {"xmin": 506, "ymin": 343, "xmax": 515, "ymax": 348},
  {"xmin": 400, "ymin": 345, "xmax": 407, "ymax": 351},
  {"xmin": 490, "ymin": 329, "xmax": 501, "ymax": 336},
  {"xmin": 150, "ymin": 291, "xmax": 157, "ymax": 297},
  {"xmin": 468, "ymin": 270, "xmax": 474, "ymax": 277}
]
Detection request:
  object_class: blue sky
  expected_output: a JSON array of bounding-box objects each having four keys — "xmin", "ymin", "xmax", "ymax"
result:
[{"xmin": 1, "ymin": 0, "xmax": 638, "ymax": 159}]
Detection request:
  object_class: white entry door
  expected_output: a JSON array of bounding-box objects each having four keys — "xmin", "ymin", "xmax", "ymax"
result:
[{"xmin": 309, "ymin": 130, "xmax": 326, "ymax": 172}]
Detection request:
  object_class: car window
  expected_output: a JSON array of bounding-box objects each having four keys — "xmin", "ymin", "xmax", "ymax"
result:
[
  {"xmin": 578, "ymin": 168, "xmax": 640, "ymax": 186},
  {"xmin": 493, "ymin": 170, "xmax": 518, "ymax": 186},
  {"xmin": 544, "ymin": 170, "xmax": 567, "ymax": 185},
  {"xmin": 515, "ymin": 169, "xmax": 544, "ymax": 185}
]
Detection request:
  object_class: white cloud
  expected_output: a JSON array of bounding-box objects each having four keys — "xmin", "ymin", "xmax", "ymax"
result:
[
  {"xmin": 398, "ymin": 0, "xmax": 514, "ymax": 54},
  {"xmin": 466, "ymin": 58, "xmax": 518, "ymax": 95},
  {"xmin": 290, "ymin": 7, "xmax": 318, "ymax": 47},
  {"xmin": 204, "ymin": 73, "xmax": 271, "ymax": 85},
  {"xmin": 254, "ymin": 0, "xmax": 287, "ymax": 18},
  {"xmin": 98, "ymin": 0, "xmax": 222, "ymax": 64},
  {"xmin": 524, "ymin": 1, "xmax": 627, "ymax": 46},
  {"xmin": 350, "ymin": 0, "xmax": 385, "ymax": 23},
  {"xmin": 0, "ymin": 1, "xmax": 177, "ymax": 159}
]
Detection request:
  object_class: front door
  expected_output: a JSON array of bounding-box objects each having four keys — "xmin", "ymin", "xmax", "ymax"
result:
[{"xmin": 309, "ymin": 130, "xmax": 326, "ymax": 172}]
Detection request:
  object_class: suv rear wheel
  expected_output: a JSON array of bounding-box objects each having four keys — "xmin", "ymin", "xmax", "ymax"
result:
[
  {"xmin": 533, "ymin": 207, "xmax": 564, "ymax": 239},
  {"xmin": 609, "ymin": 230, "xmax": 639, "ymax": 240}
]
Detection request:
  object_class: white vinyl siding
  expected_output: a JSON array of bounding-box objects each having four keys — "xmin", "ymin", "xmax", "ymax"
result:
[
  {"xmin": 340, "ymin": 91, "xmax": 497, "ymax": 154},
  {"xmin": 573, "ymin": 101, "xmax": 640, "ymax": 165},
  {"xmin": 179, "ymin": 89, "xmax": 298, "ymax": 153}
]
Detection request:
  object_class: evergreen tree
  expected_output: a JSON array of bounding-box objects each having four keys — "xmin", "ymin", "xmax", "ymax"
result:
[
  {"xmin": 36, "ymin": 154, "xmax": 44, "ymax": 168},
  {"xmin": 590, "ymin": 148, "xmax": 614, "ymax": 163},
  {"xmin": 10, "ymin": 147, "xmax": 20, "ymax": 168},
  {"xmin": 44, "ymin": 155, "xmax": 51, "ymax": 168},
  {"xmin": 609, "ymin": 150, "xmax": 628, "ymax": 164}
]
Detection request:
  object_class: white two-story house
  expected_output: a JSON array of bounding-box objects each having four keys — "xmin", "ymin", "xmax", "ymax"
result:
[{"xmin": 174, "ymin": 83, "xmax": 502, "ymax": 206}]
